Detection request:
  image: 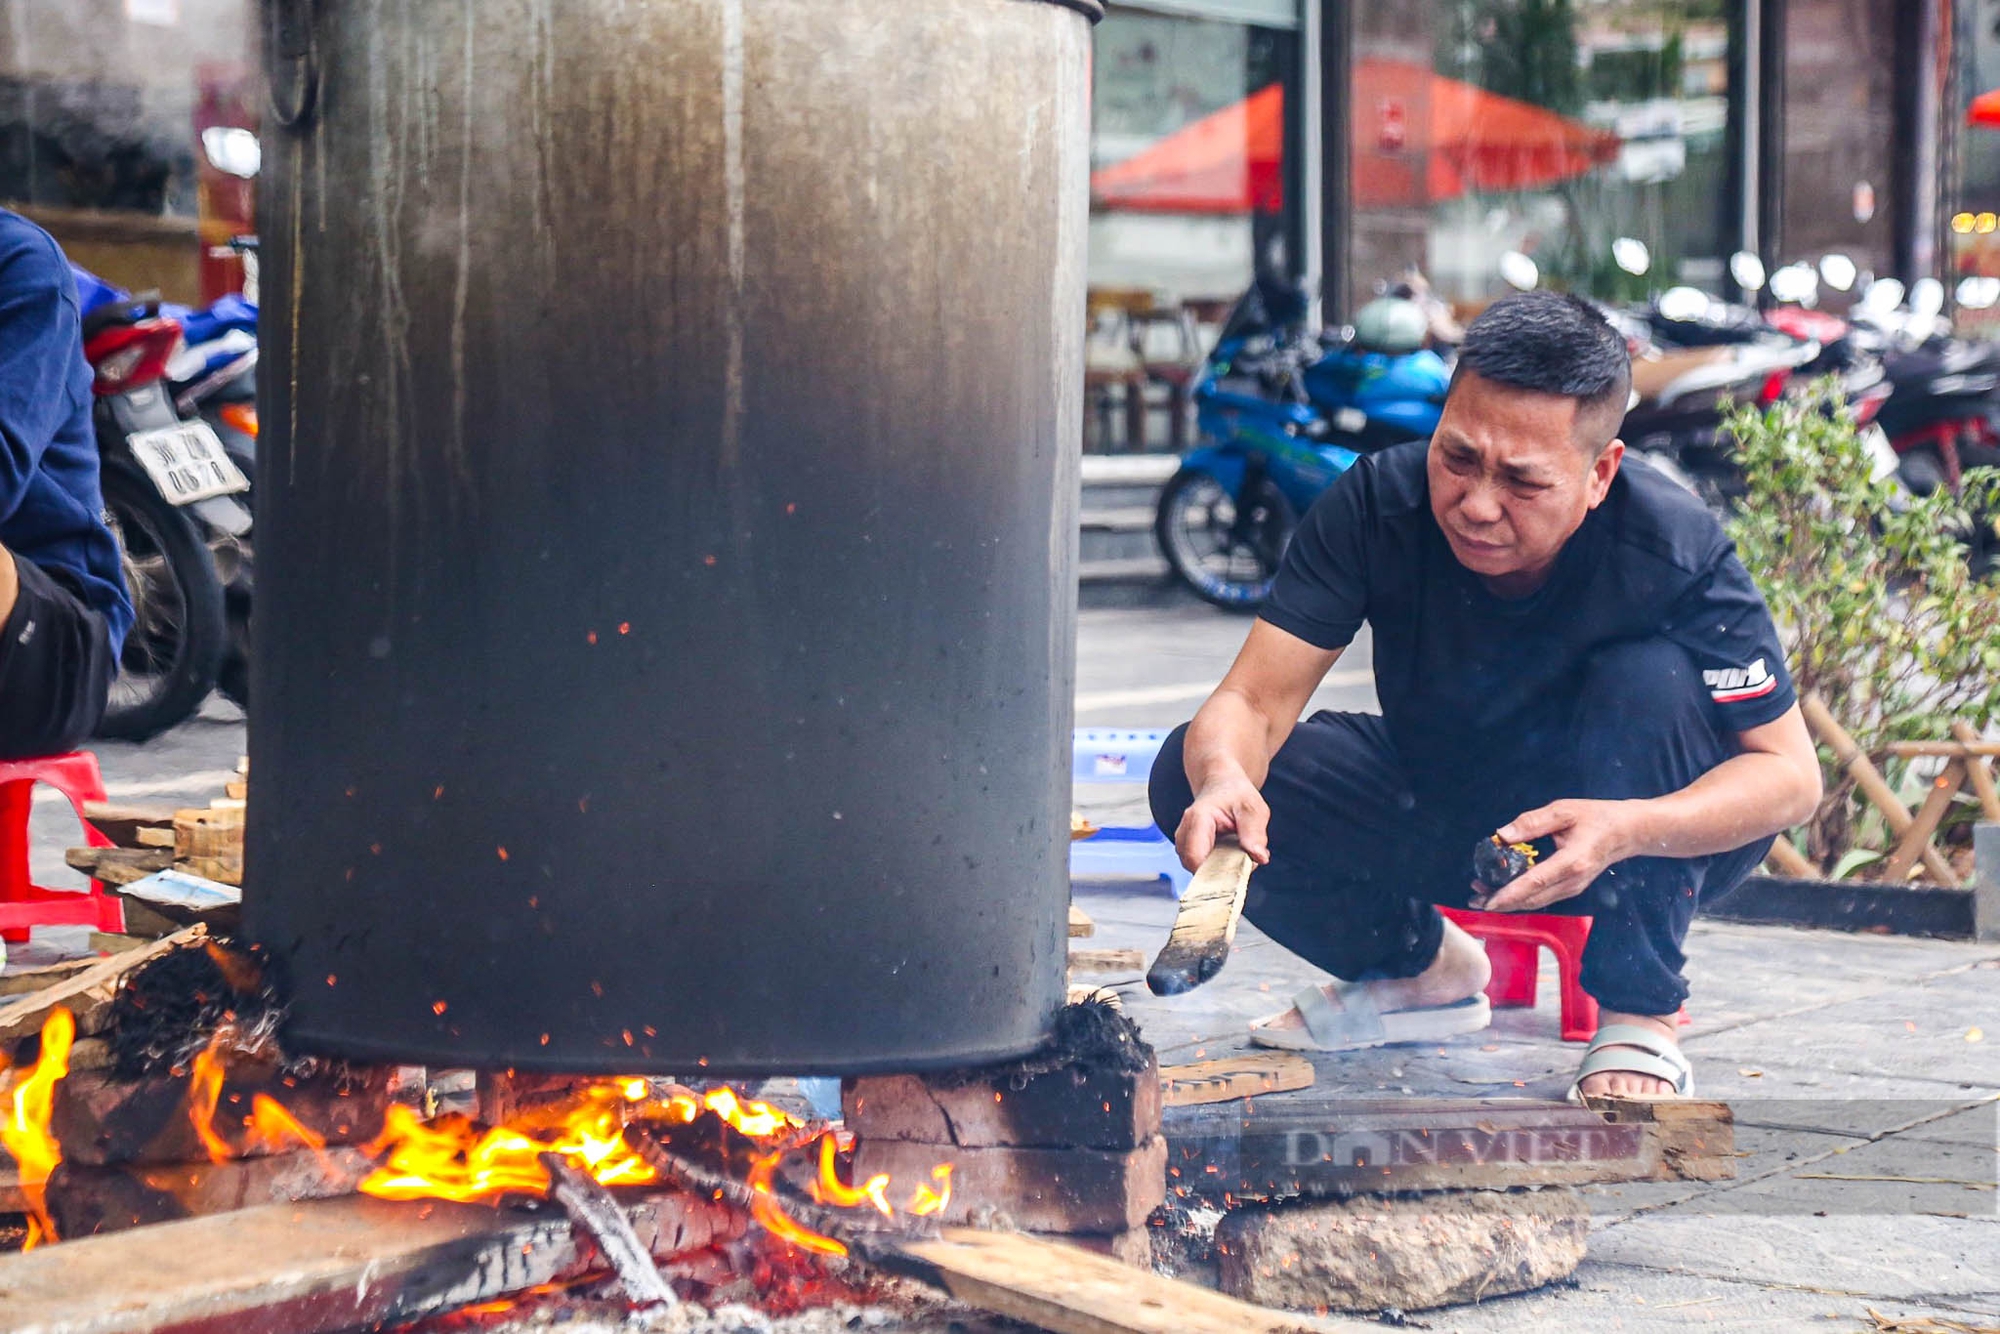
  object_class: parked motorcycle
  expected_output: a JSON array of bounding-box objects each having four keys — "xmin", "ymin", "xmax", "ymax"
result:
[
  {"xmin": 77, "ymin": 284, "xmax": 252, "ymax": 739},
  {"xmin": 1154, "ymin": 281, "xmax": 1449, "ymax": 609}
]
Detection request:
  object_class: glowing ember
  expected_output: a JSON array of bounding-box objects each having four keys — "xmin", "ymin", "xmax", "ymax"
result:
[{"xmin": 0, "ymin": 1008, "xmax": 73, "ymax": 1249}]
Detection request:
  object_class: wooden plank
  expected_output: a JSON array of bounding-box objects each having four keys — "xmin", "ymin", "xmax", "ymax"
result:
[
  {"xmin": 889, "ymin": 1227, "xmax": 1358, "ymax": 1334},
  {"xmin": 0, "ymin": 925, "xmax": 204, "ymax": 1046},
  {"xmin": 0, "ymin": 957, "xmax": 104, "ymax": 998},
  {"xmin": 1160, "ymin": 1054, "xmax": 1315, "ymax": 1107},
  {"xmin": 1953, "ymin": 722, "xmax": 2000, "ymax": 824},
  {"xmin": 1802, "ymin": 696, "xmax": 1958, "ymax": 885},
  {"xmin": 1762, "ymin": 836, "xmax": 1817, "ymax": 879},
  {"xmin": 64, "ymin": 847, "xmax": 173, "ymax": 884},
  {"xmin": 1586, "ymin": 1096, "xmax": 1736, "ymax": 1182},
  {"xmin": 1881, "ymin": 759, "xmax": 1967, "ymax": 885},
  {"xmin": 0, "ymin": 1188, "xmax": 740, "ymax": 1334},
  {"xmin": 1162, "ymin": 1097, "xmax": 1668, "ymax": 1202},
  {"xmin": 1068, "ymin": 949, "xmax": 1144, "ymax": 974},
  {"xmin": 1145, "ymin": 839, "xmax": 1253, "ymax": 996},
  {"xmin": 1066, "ymin": 986, "xmax": 1121, "ymax": 1009},
  {"xmin": 1068, "ymin": 905, "xmax": 1095, "ymax": 939},
  {"xmin": 78, "ymin": 802, "xmax": 174, "ymax": 849}
]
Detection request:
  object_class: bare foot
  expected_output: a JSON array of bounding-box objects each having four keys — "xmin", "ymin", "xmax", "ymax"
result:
[
  {"xmin": 1257, "ymin": 918, "xmax": 1492, "ymax": 1032},
  {"xmin": 1577, "ymin": 1010, "xmax": 1683, "ymax": 1098}
]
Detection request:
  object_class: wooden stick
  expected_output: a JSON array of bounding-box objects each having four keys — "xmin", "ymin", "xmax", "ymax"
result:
[
  {"xmin": 0, "ymin": 925, "xmax": 206, "ymax": 1046},
  {"xmin": 1801, "ymin": 696, "xmax": 1958, "ymax": 885},
  {"xmin": 1881, "ymin": 759, "xmax": 1967, "ymax": 885},
  {"xmin": 1145, "ymin": 839, "xmax": 1255, "ymax": 996},
  {"xmin": 539, "ymin": 1154, "xmax": 677, "ymax": 1308},
  {"xmin": 1952, "ymin": 722, "xmax": 2000, "ymax": 824},
  {"xmin": 1762, "ymin": 836, "xmax": 1818, "ymax": 879},
  {"xmin": 1886, "ymin": 740, "xmax": 2000, "ymax": 757}
]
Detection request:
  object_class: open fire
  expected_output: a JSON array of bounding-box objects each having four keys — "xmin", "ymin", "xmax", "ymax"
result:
[{"xmin": 0, "ymin": 1005, "xmax": 950, "ymax": 1260}]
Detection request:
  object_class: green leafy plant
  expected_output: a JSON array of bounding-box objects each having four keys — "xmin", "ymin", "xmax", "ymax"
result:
[{"xmin": 1722, "ymin": 387, "xmax": 2000, "ymax": 873}]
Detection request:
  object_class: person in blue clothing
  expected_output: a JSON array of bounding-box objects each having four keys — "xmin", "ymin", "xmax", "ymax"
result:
[
  {"xmin": 0, "ymin": 209, "xmax": 132, "ymax": 757},
  {"xmin": 1151, "ymin": 292, "xmax": 1824, "ymax": 1102}
]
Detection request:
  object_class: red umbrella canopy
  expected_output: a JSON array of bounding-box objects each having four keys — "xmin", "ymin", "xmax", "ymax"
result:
[
  {"xmin": 1090, "ymin": 59, "xmax": 1622, "ymax": 215},
  {"xmin": 1971, "ymin": 88, "xmax": 2000, "ymax": 127},
  {"xmin": 1090, "ymin": 82, "xmax": 1286, "ymax": 215}
]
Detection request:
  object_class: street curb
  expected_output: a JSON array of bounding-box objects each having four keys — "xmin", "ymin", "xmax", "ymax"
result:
[{"xmin": 1700, "ymin": 874, "xmax": 1976, "ymax": 939}]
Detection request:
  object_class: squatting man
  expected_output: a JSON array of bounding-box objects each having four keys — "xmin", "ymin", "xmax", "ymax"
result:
[{"xmin": 1150, "ymin": 291, "xmax": 1823, "ymax": 1100}]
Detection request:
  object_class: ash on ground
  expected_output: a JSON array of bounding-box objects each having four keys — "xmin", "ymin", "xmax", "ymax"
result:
[{"xmin": 478, "ymin": 1298, "xmax": 1029, "ymax": 1334}]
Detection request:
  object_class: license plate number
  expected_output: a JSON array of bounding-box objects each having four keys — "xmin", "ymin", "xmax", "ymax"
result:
[{"xmin": 128, "ymin": 421, "xmax": 249, "ymax": 505}]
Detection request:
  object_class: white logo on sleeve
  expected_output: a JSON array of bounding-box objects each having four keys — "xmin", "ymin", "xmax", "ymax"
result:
[{"xmin": 1703, "ymin": 657, "xmax": 1777, "ymax": 704}]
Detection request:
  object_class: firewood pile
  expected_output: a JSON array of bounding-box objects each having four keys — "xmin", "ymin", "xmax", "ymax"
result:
[
  {"xmin": 0, "ymin": 921, "xmax": 1343, "ymax": 1334},
  {"xmin": 65, "ymin": 760, "xmax": 246, "ymax": 936}
]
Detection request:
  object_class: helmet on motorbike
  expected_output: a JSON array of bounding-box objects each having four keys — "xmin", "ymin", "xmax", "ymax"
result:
[{"xmin": 1351, "ymin": 297, "xmax": 1429, "ymax": 355}]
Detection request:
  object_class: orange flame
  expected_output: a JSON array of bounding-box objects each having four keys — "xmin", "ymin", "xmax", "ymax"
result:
[
  {"xmin": 244, "ymin": 1094, "xmax": 328, "ymax": 1158},
  {"xmin": 186, "ymin": 1037, "xmax": 234, "ymax": 1164},
  {"xmin": 0, "ymin": 1008, "xmax": 74, "ymax": 1248},
  {"xmin": 360, "ymin": 1082, "xmax": 662, "ymax": 1203},
  {"xmin": 906, "ymin": 1163, "xmax": 953, "ymax": 1217},
  {"xmin": 811, "ymin": 1131, "xmax": 892, "ymax": 1218},
  {"xmin": 353, "ymin": 1077, "xmax": 950, "ymax": 1260},
  {"xmin": 748, "ymin": 1142, "xmax": 847, "ymax": 1257}
]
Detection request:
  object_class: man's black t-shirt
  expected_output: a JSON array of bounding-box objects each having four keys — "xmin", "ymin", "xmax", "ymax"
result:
[{"xmin": 1260, "ymin": 441, "xmax": 1795, "ymax": 803}]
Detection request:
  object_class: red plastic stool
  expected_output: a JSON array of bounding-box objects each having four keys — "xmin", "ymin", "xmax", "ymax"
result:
[
  {"xmin": 1439, "ymin": 907, "xmax": 1688, "ymax": 1043},
  {"xmin": 1439, "ymin": 907, "xmax": 1599, "ymax": 1043},
  {"xmin": 0, "ymin": 752, "xmax": 125, "ymax": 943}
]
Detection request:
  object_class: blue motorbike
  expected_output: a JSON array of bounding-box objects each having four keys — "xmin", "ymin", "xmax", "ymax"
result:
[{"xmin": 1154, "ymin": 284, "xmax": 1451, "ymax": 609}]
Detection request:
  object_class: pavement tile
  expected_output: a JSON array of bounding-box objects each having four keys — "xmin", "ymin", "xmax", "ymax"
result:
[
  {"xmin": 1583, "ymin": 1213, "xmax": 2000, "ymax": 1305},
  {"xmin": 1683, "ymin": 976, "xmax": 2000, "ymax": 1092},
  {"xmin": 1431, "ymin": 1264, "xmax": 1989, "ymax": 1333},
  {"xmin": 1891, "ymin": 1103, "xmax": 2000, "ymax": 1148}
]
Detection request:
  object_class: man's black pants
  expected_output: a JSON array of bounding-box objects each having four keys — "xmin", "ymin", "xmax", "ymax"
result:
[
  {"xmin": 0, "ymin": 552, "xmax": 115, "ymax": 759},
  {"xmin": 1148, "ymin": 637, "xmax": 1773, "ymax": 1018}
]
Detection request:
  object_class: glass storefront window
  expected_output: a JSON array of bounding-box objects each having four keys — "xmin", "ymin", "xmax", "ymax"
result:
[
  {"xmin": 1086, "ymin": 3, "xmax": 1300, "ymax": 451},
  {"xmin": 1347, "ymin": 1, "xmax": 1740, "ymax": 312}
]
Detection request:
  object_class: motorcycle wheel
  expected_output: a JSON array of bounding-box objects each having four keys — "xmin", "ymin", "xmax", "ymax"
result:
[
  {"xmin": 96, "ymin": 458, "xmax": 228, "ymax": 742},
  {"xmin": 1154, "ymin": 468, "xmax": 1296, "ymax": 611}
]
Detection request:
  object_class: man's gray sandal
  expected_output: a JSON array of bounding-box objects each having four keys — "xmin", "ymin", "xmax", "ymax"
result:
[
  {"xmin": 1566, "ymin": 1023, "xmax": 1694, "ymax": 1102},
  {"xmin": 1250, "ymin": 980, "xmax": 1491, "ymax": 1052}
]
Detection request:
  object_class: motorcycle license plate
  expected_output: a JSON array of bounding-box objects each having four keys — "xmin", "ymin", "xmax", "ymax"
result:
[{"xmin": 128, "ymin": 421, "xmax": 250, "ymax": 505}]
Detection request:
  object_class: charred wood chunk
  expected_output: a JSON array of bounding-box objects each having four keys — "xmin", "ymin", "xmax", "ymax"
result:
[
  {"xmin": 50, "ymin": 1063, "xmax": 393, "ymax": 1167},
  {"xmin": 1472, "ymin": 835, "xmax": 1539, "ymax": 890},
  {"xmin": 843, "ymin": 1051, "xmax": 1162, "ymax": 1154}
]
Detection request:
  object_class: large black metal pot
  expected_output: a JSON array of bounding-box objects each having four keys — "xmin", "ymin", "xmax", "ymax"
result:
[{"xmin": 248, "ymin": 0, "xmax": 1096, "ymax": 1075}]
